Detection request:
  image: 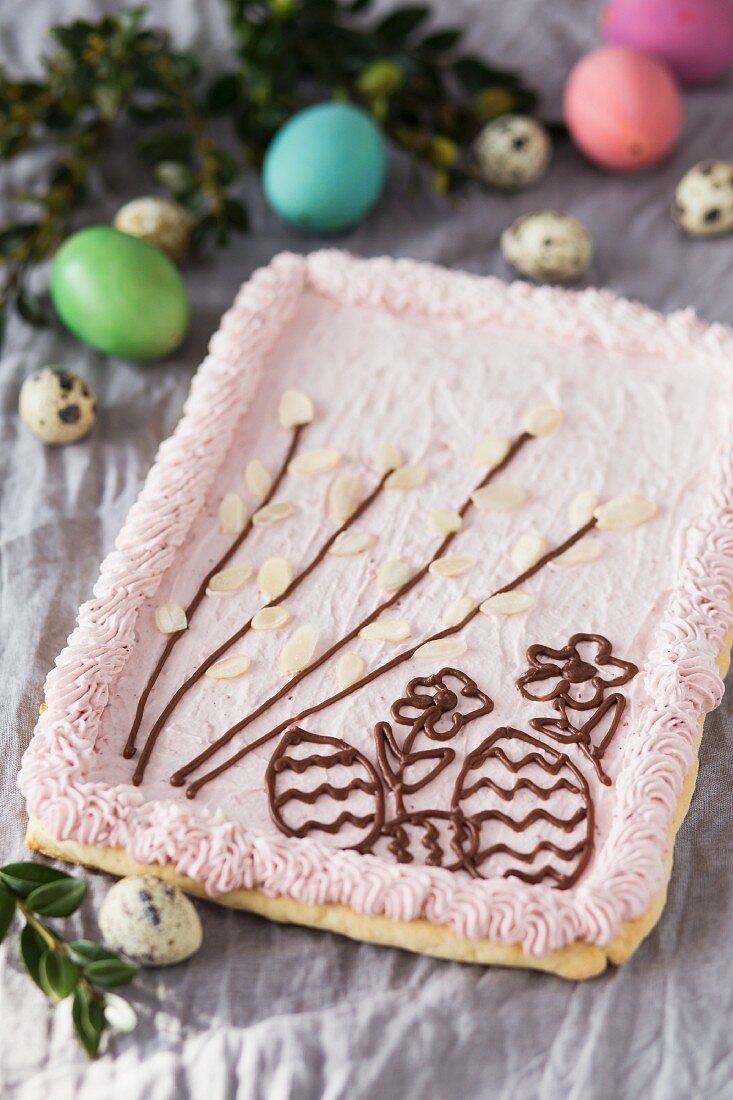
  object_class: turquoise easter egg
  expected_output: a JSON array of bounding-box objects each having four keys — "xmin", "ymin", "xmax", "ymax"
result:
[
  {"xmin": 50, "ymin": 227, "xmax": 190, "ymax": 361},
  {"xmin": 262, "ymin": 102, "xmax": 387, "ymax": 233}
]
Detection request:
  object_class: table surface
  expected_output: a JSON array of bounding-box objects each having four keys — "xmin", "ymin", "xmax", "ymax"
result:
[{"xmin": 2, "ymin": 2, "xmax": 733, "ymax": 1098}]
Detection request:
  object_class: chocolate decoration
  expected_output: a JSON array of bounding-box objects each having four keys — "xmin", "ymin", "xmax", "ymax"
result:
[
  {"xmin": 390, "ymin": 668, "xmax": 493, "ymax": 740},
  {"xmin": 530, "ymin": 693, "xmax": 627, "ymax": 786},
  {"xmin": 123, "ymin": 423, "xmax": 305, "ymax": 761},
  {"xmin": 378, "ymin": 810, "xmax": 477, "ymax": 871}
]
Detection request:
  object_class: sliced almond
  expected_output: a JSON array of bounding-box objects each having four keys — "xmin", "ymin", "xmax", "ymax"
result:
[
  {"xmin": 257, "ymin": 556, "xmax": 293, "ymax": 599},
  {"xmin": 251, "ymin": 605, "xmax": 291, "ymax": 631},
  {"xmin": 279, "ymin": 390, "xmax": 314, "ymax": 428},
  {"xmin": 359, "ymin": 619, "xmax": 411, "ymax": 643},
  {"xmin": 374, "ymin": 443, "xmax": 403, "ymax": 474},
  {"xmin": 336, "ymin": 652, "xmax": 365, "ymax": 689},
  {"xmin": 155, "ymin": 601, "xmax": 187, "ymax": 634},
  {"xmin": 510, "ymin": 533, "xmax": 546, "ymax": 572},
  {"xmin": 377, "ymin": 558, "xmax": 414, "ymax": 591},
  {"xmin": 473, "ymin": 435, "xmax": 511, "ymax": 468},
  {"xmin": 568, "ymin": 490, "xmax": 598, "ymax": 530},
  {"xmin": 245, "ymin": 459, "xmax": 272, "ymax": 500},
  {"xmin": 442, "ymin": 595, "xmax": 477, "ymax": 628},
  {"xmin": 480, "ymin": 591, "xmax": 535, "ymax": 616},
  {"xmin": 471, "ymin": 483, "xmax": 526, "ymax": 513},
  {"xmin": 524, "ymin": 404, "xmax": 562, "ymax": 438},
  {"xmin": 412, "ymin": 638, "xmax": 468, "ymax": 663},
  {"xmin": 206, "ymin": 562, "xmax": 253, "ymax": 594},
  {"xmin": 428, "ymin": 508, "xmax": 463, "ymax": 534},
  {"xmin": 553, "ymin": 539, "xmax": 602, "ymax": 567},
  {"xmin": 329, "ymin": 473, "xmax": 362, "ymax": 522},
  {"xmin": 429, "ymin": 556, "xmax": 476, "ymax": 578},
  {"xmin": 328, "ymin": 530, "xmax": 377, "ymax": 557},
  {"xmin": 252, "ymin": 501, "xmax": 295, "ymax": 526},
  {"xmin": 279, "ymin": 625, "xmax": 318, "ymax": 675},
  {"xmin": 385, "ymin": 464, "xmax": 427, "ymax": 491},
  {"xmin": 219, "ymin": 492, "xmax": 248, "ymax": 535},
  {"xmin": 205, "ymin": 654, "xmax": 251, "ymax": 680},
  {"xmin": 594, "ymin": 495, "xmax": 657, "ymax": 531},
  {"xmin": 288, "ymin": 448, "xmax": 341, "ymax": 476}
]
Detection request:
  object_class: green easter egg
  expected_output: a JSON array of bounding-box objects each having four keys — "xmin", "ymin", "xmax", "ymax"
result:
[
  {"xmin": 50, "ymin": 227, "xmax": 190, "ymax": 361},
  {"xmin": 262, "ymin": 102, "xmax": 387, "ymax": 233}
]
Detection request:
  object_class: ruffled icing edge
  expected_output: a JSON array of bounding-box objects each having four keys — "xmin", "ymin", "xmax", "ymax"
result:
[{"xmin": 18, "ymin": 250, "xmax": 733, "ymax": 959}]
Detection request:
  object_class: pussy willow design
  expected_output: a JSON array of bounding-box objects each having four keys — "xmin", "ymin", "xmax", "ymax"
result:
[{"xmin": 264, "ymin": 649, "xmax": 637, "ymax": 891}]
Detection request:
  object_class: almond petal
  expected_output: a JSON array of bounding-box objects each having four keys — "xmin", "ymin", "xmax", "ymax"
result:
[
  {"xmin": 568, "ymin": 490, "xmax": 598, "ymax": 530},
  {"xmin": 472, "ymin": 435, "xmax": 511, "ymax": 468},
  {"xmin": 288, "ymin": 448, "xmax": 341, "ymax": 476},
  {"xmin": 412, "ymin": 638, "xmax": 468, "ymax": 663},
  {"xmin": 510, "ymin": 533, "xmax": 546, "ymax": 572},
  {"xmin": 206, "ymin": 563, "xmax": 254, "ymax": 594},
  {"xmin": 429, "ymin": 556, "xmax": 476, "ymax": 578},
  {"xmin": 205, "ymin": 654, "xmax": 251, "ymax": 680},
  {"xmin": 377, "ymin": 558, "xmax": 414, "ymax": 591},
  {"xmin": 328, "ymin": 530, "xmax": 377, "ymax": 557},
  {"xmin": 428, "ymin": 508, "xmax": 463, "ymax": 534},
  {"xmin": 155, "ymin": 601, "xmax": 187, "ymax": 634},
  {"xmin": 279, "ymin": 625, "xmax": 318, "ymax": 675},
  {"xmin": 252, "ymin": 501, "xmax": 295, "ymax": 526},
  {"xmin": 359, "ymin": 619, "xmax": 411, "ymax": 643},
  {"xmin": 524, "ymin": 404, "xmax": 562, "ymax": 438},
  {"xmin": 329, "ymin": 473, "xmax": 362, "ymax": 521},
  {"xmin": 479, "ymin": 591, "xmax": 535, "ymax": 616},
  {"xmin": 245, "ymin": 459, "xmax": 272, "ymax": 499},
  {"xmin": 251, "ymin": 606, "xmax": 291, "ymax": 631},
  {"xmin": 594, "ymin": 495, "xmax": 657, "ymax": 531},
  {"xmin": 442, "ymin": 596, "xmax": 477, "ymax": 628},
  {"xmin": 471, "ymin": 483, "xmax": 526, "ymax": 513},
  {"xmin": 336, "ymin": 652, "xmax": 365, "ymax": 689},
  {"xmin": 553, "ymin": 539, "xmax": 602, "ymax": 567},
  {"xmin": 374, "ymin": 443, "xmax": 403, "ymax": 474},
  {"xmin": 279, "ymin": 390, "xmax": 314, "ymax": 428},
  {"xmin": 257, "ymin": 556, "xmax": 293, "ymax": 599},
  {"xmin": 219, "ymin": 492, "xmax": 248, "ymax": 535},
  {"xmin": 385, "ymin": 464, "xmax": 427, "ymax": 491}
]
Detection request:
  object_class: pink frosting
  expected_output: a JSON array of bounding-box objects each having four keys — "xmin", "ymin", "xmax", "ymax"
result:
[{"xmin": 18, "ymin": 251, "xmax": 733, "ymax": 959}]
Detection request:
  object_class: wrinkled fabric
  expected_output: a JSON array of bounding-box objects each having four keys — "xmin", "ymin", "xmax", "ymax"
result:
[{"xmin": 2, "ymin": 2, "xmax": 733, "ymax": 1098}]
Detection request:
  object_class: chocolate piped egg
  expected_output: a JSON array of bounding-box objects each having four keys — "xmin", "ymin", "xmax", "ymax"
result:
[
  {"xmin": 19, "ymin": 367, "xmax": 96, "ymax": 444},
  {"xmin": 99, "ymin": 874, "xmax": 202, "ymax": 967}
]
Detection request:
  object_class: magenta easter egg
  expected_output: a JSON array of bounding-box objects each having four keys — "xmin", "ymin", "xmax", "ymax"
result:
[
  {"xmin": 602, "ymin": 0, "xmax": 733, "ymax": 84},
  {"xmin": 564, "ymin": 47, "xmax": 682, "ymax": 172}
]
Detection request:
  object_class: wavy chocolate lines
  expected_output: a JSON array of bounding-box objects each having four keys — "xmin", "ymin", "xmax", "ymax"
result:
[
  {"xmin": 460, "ymin": 775, "xmax": 581, "ymax": 801},
  {"xmin": 183, "ymin": 516, "xmax": 598, "ymax": 799},
  {"xmin": 170, "ymin": 432, "xmax": 532, "ymax": 789},
  {"xmin": 470, "ymin": 806, "xmax": 587, "ymax": 831},
  {"xmin": 131, "ymin": 466, "xmax": 391, "ymax": 785},
  {"xmin": 123, "ymin": 424, "xmax": 305, "ymax": 760},
  {"xmin": 273, "ymin": 776, "xmax": 375, "ymax": 808}
]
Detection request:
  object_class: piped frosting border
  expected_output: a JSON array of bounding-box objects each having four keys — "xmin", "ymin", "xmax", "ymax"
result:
[{"xmin": 18, "ymin": 251, "xmax": 733, "ymax": 959}]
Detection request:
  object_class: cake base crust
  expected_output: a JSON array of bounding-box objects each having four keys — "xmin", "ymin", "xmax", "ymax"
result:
[{"xmin": 23, "ymin": 614, "xmax": 729, "ymax": 982}]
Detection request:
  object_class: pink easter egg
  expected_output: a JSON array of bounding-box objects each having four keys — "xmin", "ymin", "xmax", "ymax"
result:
[
  {"xmin": 602, "ymin": 0, "xmax": 733, "ymax": 84},
  {"xmin": 563, "ymin": 47, "xmax": 683, "ymax": 172}
]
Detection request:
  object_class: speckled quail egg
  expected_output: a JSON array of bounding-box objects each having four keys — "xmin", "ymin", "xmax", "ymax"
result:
[
  {"xmin": 672, "ymin": 160, "xmax": 733, "ymax": 237},
  {"xmin": 19, "ymin": 367, "xmax": 96, "ymax": 444},
  {"xmin": 99, "ymin": 874, "xmax": 202, "ymax": 967},
  {"xmin": 501, "ymin": 211, "xmax": 593, "ymax": 283},
  {"xmin": 113, "ymin": 196, "xmax": 192, "ymax": 262},
  {"xmin": 474, "ymin": 114, "xmax": 552, "ymax": 190}
]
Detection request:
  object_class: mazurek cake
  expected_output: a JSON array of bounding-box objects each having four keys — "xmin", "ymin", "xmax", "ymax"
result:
[{"xmin": 20, "ymin": 251, "xmax": 733, "ymax": 979}]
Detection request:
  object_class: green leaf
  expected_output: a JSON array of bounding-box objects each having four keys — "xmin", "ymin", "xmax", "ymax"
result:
[
  {"xmin": 421, "ymin": 29, "xmax": 462, "ymax": 52},
  {"xmin": 26, "ymin": 877, "xmax": 88, "ymax": 918},
  {"xmin": 67, "ymin": 940, "xmax": 123, "ymax": 967},
  {"xmin": 16, "ymin": 287, "xmax": 49, "ymax": 328},
  {"xmin": 453, "ymin": 56, "xmax": 505, "ymax": 93},
  {"xmin": 206, "ymin": 73, "xmax": 240, "ymax": 114},
  {"xmin": 20, "ymin": 923, "xmax": 46, "ymax": 990},
  {"xmin": 103, "ymin": 992, "xmax": 138, "ymax": 1034},
  {"xmin": 0, "ymin": 885, "xmax": 15, "ymax": 943},
  {"xmin": 72, "ymin": 985, "xmax": 106, "ymax": 1058},
  {"xmin": 84, "ymin": 958, "xmax": 137, "ymax": 988},
  {"xmin": 38, "ymin": 950, "xmax": 80, "ymax": 1000},
  {"xmin": 0, "ymin": 862, "xmax": 72, "ymax": 899},
  {"xmin": 137, "ymin": 130, "xmax": 192, "ymax": 167},
  {"xmin": 0, "ymin": 223, "xmax": 38, "ymax": 262},
  {"xmin": 154, "ymin": 160, "xmax": 197, "ymax": 197},
  {"xmin": 223, "ymin": 198, "xmax": 249, "ymax": 232},
  {"xmin": 375, "ymin": 6, "xmax": 430, "ymax": 41}
]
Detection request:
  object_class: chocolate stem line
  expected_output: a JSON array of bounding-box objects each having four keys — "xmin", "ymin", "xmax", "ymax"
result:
[
  {"xmin": 171, "ymin": 432, "xmax": 532, "ymax": 789},
  {"xmin": 131, "ymin": 467, "xmax": 392, "ymax": 784},
  {"xmin": 123, "ymin": 424, "xmax": 305, "ymax": 760}
]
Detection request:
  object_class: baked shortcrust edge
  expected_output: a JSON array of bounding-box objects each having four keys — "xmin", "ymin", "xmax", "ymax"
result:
[{"xmin": 24, "ymin": 615, "xmax": 733, "ymax": 982}]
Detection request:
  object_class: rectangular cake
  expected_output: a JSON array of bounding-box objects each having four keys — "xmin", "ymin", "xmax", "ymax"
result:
[{"xmin": 20, "ymin": 251, "xmax": 733, "ymax": 979}]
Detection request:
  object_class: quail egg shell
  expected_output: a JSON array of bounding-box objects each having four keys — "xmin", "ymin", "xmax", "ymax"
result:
[
  {"xmin": 99, "ymin": 874, "xmax": 203, "ymax": 967},
  {"xmin": 474, "ymin": 114, "xmax": 552, "ymax": 190},
  {"xmin": 19, "ymin": 367, "xmax": 96, "ymax": 444},
  {"xmin": 501, "ymin": 211, "xmax": 593, "ymax": 283},
  {"xmin": 114, "ymin": 196, "xmax": 192, "ymax": 262},
  {"xmin": 672, "ymin": 160, "xmax": 733, "ymax": 237}
]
